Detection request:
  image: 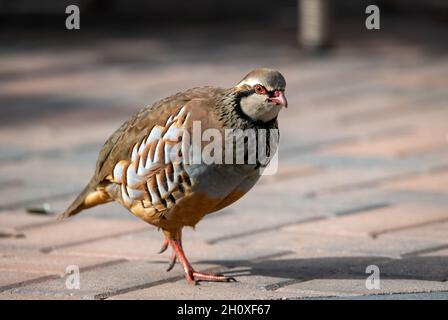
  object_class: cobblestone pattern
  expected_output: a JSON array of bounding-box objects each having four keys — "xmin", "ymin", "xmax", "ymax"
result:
[{"xmin": 0, "ymin": 19, "xmax": 447, "ymax": 299}]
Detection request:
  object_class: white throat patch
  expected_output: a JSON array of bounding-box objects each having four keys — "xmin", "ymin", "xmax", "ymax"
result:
[{"xmin": 240, "ymin": 94, "xmax": 280, "ymax": 122}]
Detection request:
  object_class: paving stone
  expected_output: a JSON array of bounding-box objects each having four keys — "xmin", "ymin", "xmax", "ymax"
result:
[
  {"xmin": 321, "ymin": 130, "xmax": 448, "ymax": 158},
  {"xmin": 377, "ymin": 255, "xmax": 448, "ymax": 281},
  {"xmin": 381, "ymin": 190, "xmax": 448, "ymax": 209},
  {"xmin": 0, "ymin": 292, "xmax": 70, "ymax": 300},
  {"xmin": 0, "ymin": 216, "xmax": 146, "ymax": 252},
  {"xmin": 0, "ymin": 157, "xmax": 95, "ymax": 210},
  {"xmin": 282, "ymin": 205, "xmax": 448, "ymax": 238},
  {"xmin": 326, "ymin": 291, "xmax": 448, "ymax": 300},
  {"xmin": 0, "ymin": 271, "xmax": 47, "ymax": 289},
  {"xmin": 259, "ymin": 164, "xmax": 321, "ymax": 185},
  {"xmin": 106, "ymin": 251, "xmax": 309, "ymax": 300},
  {"xmin": 1, "ymin": 18, "xmax": 448, "ymax": 299},
  {"xmin": 0, "ymin": 211, "xmax": 55, "ymax": 230},
  {"xmin": 0, "ymin": 121, "xmax": 114, "ymax": 152},
  {"xmin": 421, "ymin": 248, "xmax": 448, "ymax": 257},
  {"xmin": 381, "ymin": 170, "xmax": 448, "ymax": 193},
  {"xmin": 278, "ymin": 279, "xmax": 448, "ymax": 297},
  {"xmin": 221, "ymin": 249, "xmax": 448, "ymax": 293},
  {"xmin": 256, "ymin": 167, "xmax": 405, "ymax": 198},
  {"xmin": 0, "ymin": 252, "xmax": 122, "ymax": 292},
  {"xmin": 379, "ymin": 221, "xmax": 448, "ymax": 243},
  {"xmin": 52, "ymin": 230, "xmax": 287, "ymax": 263},
  {"xmin": 336, "ymin": 94, "xmax": 448, "ymax": 133},
  {"xmin": 0, "ymin": 251, "xmax": 119, "ymax": 277},
  {"xmin": 109, "ymin": 279, "xmax": 299, "ymax": 300},
  {"xmin": 225, "ymin": 225, "xmax": 446, "ymax": 260},
  {"xmin": 7, "ymin": 259, "xmax": 230, "ymax": 299}
]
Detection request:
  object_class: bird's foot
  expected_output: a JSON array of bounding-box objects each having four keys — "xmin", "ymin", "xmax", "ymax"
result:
[
  {"xmin": 159, "ymin": 231, "xmax": 181, "ymax": 271},
  {"xmin": 160, "ymin": 230, "xmax": 236, "ymax": 283},
  {"xmin": 158, "ymin": 238, "xmax": 169, "ymax": 254},
  {"xmin": 166, "ymin": 251, "xmax": 177, "ymax": 272},
  {"xmin": 185, "ymin": 271, "xmax": 236, "ymax": 284}
]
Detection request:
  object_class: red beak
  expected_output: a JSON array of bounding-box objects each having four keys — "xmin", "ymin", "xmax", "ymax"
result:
[{"xmin": 268, "ymin": 91, "xmax": 288, "ymax": 108}]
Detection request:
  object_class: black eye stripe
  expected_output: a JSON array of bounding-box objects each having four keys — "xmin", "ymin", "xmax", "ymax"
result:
[
  {"xmin": 238, "ymin": 89, "xmax": 255, "ymax": 98},
  {"xmin": 239, "ymin": 88, "xmax": 284, "ymax": 98}
]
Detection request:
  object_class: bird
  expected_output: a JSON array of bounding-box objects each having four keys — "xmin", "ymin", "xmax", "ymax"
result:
[{"xmin": 60, "ymin": 68, "xmax": 287, "ymax": 284}]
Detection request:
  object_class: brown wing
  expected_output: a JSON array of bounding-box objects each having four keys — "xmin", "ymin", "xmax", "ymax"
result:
[
  {"xmin": 94, "ymin": 86, "xmax": 224, "ymax": 184},
  {"xmin": 60, "ymin": 86, "xmax": 224, "ymax": 219}
]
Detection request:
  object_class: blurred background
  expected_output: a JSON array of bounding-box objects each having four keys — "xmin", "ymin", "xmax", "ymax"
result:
[
  {"xmin": 1, "ymin": 0, "xmax": 448, "ymax": 300},
  {"xmin": 0, "ymin": 0, "xmax": 447, "ymax": 215}
]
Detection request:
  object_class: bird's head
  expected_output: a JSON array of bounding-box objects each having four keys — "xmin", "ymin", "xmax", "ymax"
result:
[{"xmin": 234, "ymin": 68, "xmax": 287, "ymax": 122}]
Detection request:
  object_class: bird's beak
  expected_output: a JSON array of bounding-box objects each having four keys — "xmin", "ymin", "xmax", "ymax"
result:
[{"xmin": 268, "ymin": 91, "xmax": 288, "ymax": 108}]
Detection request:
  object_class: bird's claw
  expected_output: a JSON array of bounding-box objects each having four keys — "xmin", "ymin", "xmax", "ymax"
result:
[
  {"xmin": 186, "ymin": 271, "xmax": 236, "ymax": 284},
  {"xmin": 158, "ymin": 238, "xmax": 169, "ymax": 254},
  {"xmin": 166, "ymin": 252, "xmax": 177, "ymax": 272},
  {"xmin": 159, "ymin": 237, "xmax": 178, "ymax": 271}
]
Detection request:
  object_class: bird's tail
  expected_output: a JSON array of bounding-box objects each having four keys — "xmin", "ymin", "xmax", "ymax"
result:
[{"xmin": 58, "ymin": 183, "xmax": 110, "ymax": 220}]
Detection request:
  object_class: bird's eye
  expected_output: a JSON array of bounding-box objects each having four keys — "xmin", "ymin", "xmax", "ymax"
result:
[{"xmin": 254, "ymin": 84, "xmax": 266, "ymax": 95}]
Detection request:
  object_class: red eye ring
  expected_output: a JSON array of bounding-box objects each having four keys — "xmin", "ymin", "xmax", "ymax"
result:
[{"xmin": 254, "ymin": 84, "xmax": 267, "ymax": 95}]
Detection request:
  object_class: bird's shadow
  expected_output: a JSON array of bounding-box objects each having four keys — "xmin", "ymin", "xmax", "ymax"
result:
[{"xmin": 196, "ymin": 255, "xmax": 448, "ymax": 283}]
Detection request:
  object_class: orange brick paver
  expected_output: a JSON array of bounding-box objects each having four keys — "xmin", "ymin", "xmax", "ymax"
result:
[{"xmin": 1, "ymin": 18, "xmax": 448, "ymax": 299}]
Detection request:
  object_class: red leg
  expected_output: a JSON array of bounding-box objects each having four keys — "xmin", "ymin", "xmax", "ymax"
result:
[
  {"xmin": 166, "ymin": 231, "xmax": 181, "ymax": 272},
  {"xmin": 159, "ymin": 230, "xmax": 181, "ymax": 272},
  {"xmin": 169, "ymin": 237, "xmax": 236, "ymax": 284}
]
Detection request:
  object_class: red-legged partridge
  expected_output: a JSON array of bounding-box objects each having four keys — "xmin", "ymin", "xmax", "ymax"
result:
[{"xmin": 61, "ymin": 68, "xmax": 287, "ymax": 283}]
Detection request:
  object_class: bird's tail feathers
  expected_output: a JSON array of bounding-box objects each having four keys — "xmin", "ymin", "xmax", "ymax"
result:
[{"xmin": 58, "ymin": 183, "xmax": 110, "ymax": 220}]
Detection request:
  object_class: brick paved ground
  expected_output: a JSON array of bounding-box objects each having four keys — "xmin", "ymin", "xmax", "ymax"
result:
[{"xmin": 1, "ymin": 16, "xmax": 447, "ymax": 299}]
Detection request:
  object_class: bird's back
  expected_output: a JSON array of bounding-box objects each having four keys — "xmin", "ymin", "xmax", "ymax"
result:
[
  {"xmin": 61, "ymin": 83, "xmax": 277, "ymax": 231},
  {"xmin": 60, "ymin": 86, "xmax": 226, "ymax": 220}
]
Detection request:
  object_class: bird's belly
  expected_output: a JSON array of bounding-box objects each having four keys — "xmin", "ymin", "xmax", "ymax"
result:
[
  {"xmin": 118, "ymin": 163, "xmax": 259, "ymax": 231},
  {"xmin": 163, "ymin": 164, "xmax": 260, "ymax": 229},
  {"xmin": 186, "ymin": 163, "xmax": 258, "ymax": 198}
]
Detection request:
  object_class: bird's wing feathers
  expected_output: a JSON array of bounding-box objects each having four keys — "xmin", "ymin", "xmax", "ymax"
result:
[
  {"xmin": 93, "ymin": 86, "xmax": 224, "ymax": 185},
  {"xmin": 60, "ymin": 87, "xmax": 224, "ymax": 219}
]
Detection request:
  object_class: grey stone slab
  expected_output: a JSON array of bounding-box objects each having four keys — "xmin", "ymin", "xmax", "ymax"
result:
[{"xmin": 318, "ymin": 291, "xmax": 448, "ymax": 300}]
